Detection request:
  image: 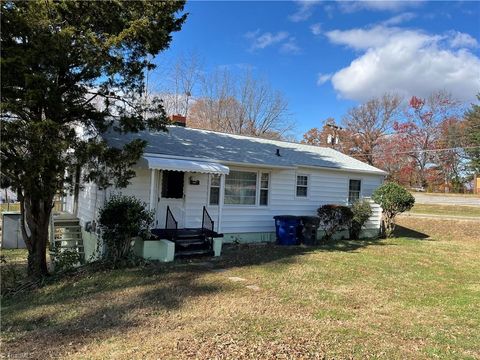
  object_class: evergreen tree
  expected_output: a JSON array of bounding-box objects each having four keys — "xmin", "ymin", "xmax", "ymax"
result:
[{"xmin": 1, "ymin": 1, "xmax": 187, "ymax": 277}]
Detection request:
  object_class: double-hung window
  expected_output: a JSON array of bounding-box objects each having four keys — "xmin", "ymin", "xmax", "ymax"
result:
[
  {"xmin": 348, "ymin": 179, "xmax": 361, "ymax": 204},
  {"xmin": 260, "ymin": 173, "xmax": 269, "ymax": 206},
  {"xmin": 296, "ymin": 175, "xmax": 308, "ymax": 197},
  {"xmin": 209, "ymin": 174, "xmax": 221, "ymax": 205}
]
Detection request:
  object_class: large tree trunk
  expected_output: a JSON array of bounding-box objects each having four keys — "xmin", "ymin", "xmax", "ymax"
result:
[{"xmin": 19, "ymin": 191, "xmax": 54, "ymax": 278}]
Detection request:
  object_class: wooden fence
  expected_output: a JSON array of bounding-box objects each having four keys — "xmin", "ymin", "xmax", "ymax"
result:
[{"xmin": 0, "ymin": 201, "xmax": 64, "ymax": 214}]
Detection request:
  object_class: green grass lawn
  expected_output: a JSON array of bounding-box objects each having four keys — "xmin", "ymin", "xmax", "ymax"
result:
[
  {"xmin": 1, "ymin": 217, "xmax": 479, "ymax": 359},
  {"xmin": 409, "ymin": 203, "xmax": 480, "ymax": 217}
]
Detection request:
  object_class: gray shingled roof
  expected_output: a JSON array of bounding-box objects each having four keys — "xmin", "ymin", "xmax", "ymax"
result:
[{"xmin": 103, "ymin": 126, "xmax": 387, "ymax": 175}]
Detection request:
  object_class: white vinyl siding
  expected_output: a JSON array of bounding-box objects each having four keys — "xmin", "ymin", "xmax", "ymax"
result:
[
  {"xmin": 71, "ymin": 164, "xmax": 384, "ymax": 237},
  {"xmin": 71, "ymin": 167, "xmax": 150, "ymax": 228},
  {"xmin": 73, "ymin": 181, "xmax": 106, "ymax": 228}
]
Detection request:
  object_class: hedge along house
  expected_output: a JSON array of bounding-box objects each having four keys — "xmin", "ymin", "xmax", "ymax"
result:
[{"xmin": 65, "ymin": 116, "xmax": 386, "ymax": 261}]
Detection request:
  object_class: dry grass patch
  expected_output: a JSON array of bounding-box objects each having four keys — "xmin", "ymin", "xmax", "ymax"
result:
[
  {"xmin": 2, "ymin": 218, "xmax": 479, "ymax": 359},
  {"xmin": 409, "ymin": 203, "xmax": 480, "ymax": 217}
]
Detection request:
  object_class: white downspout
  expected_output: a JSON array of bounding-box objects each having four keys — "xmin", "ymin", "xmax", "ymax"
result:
[{"xmin": 218, "ymin": 173, "xmax": 225, "ymax": 233}]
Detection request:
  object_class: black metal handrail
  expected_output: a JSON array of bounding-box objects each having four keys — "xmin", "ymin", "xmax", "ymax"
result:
[
  {"xmin": 165, "ymin": 206, "xmax": 178, "ymax": 230},
  {"xmin": 201, "ymin": 206, "xmax": 214, "ymax": 233}
]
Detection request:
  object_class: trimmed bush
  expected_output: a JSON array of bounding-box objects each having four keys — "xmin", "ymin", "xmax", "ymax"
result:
[
  {"xmin": 98, "ymin": 194, "xmax": 154, "ymax": 267},
  {"xmin": 372, "ymin": 182, "xmax": 415, "ymax": 238},
  {"xmin": 349, "ymin": 199, "xmax": 373, "ymax": 240},
  {"xmin": 317, "ymin": 204, "xmax": 353, "ymax": 242}
]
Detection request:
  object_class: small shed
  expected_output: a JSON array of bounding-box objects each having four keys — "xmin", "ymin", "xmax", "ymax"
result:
[{"xmin": 1, "ymin": 211, "xmax": 26, "ymax": 249}]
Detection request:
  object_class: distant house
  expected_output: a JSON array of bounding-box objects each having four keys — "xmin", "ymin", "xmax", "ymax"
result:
[{"xmin": 65, "ymin": 116, "xmax": 386, "ymax": 260}]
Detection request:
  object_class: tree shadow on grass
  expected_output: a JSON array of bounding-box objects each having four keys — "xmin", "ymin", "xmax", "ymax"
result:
[
  {"xmin": 215, "ymin": 237, "xmax": 389, "ymax": 268},
  {"xmin": 1, "ymin": 236, "xmax": 388, "ymax": 358},
  {"xmin": 1, "ymin": 267, "xmax": 232, "ymax": 358},
  {"xmin": 393, "ymin": 225, "xmax": 430, "ymax": 240}
]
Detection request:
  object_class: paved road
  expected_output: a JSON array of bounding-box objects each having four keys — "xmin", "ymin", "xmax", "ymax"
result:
[{"xmin": 413, "ymin": 193, "xmax": 480, "ymax": 206}]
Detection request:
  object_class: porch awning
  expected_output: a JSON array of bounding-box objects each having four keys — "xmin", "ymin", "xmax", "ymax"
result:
[{"xmin": 144, "ymin": 156, "xmax": 229, "ymax": 175}]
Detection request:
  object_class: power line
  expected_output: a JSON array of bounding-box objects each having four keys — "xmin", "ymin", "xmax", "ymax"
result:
[{"xmin": 345, "ymin": 145, "xmax": 480, "ymax": 157}]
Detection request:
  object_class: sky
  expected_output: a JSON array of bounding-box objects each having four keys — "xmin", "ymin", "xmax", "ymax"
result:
[{"xmin": 151, "ymin": 0, "xmax": 480, "ymax": 137}]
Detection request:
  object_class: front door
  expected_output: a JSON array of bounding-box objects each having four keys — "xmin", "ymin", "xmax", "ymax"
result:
[{"xmin": 156, "ymin": 170, "xmax": 185, "ymax": 228}]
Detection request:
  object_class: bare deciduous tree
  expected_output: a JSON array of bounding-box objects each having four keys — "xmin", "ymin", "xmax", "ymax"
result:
[
  {"xmin": 343, "ymin": 93, "xmax": 402, "ymax": 165},
  {"xmin": 152, "ymin": 51, "xmax": 202, "ymax": 117},
  {"xmin": 189, "ymin": 69, "xmax": 292, "ymax": 139}
]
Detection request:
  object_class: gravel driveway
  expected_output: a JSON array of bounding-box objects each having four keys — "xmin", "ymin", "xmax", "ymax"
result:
[{"xmin": 413, "ymin": 193, "xmax": 480, "ymax": 206}]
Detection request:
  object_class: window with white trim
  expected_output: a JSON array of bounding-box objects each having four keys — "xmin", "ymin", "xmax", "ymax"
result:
[
  {"xmin": 225, "ymin": 170, "xmax": 257, "ymax": 205},
  {"xmin": 260, "ymin": 172, "xmax": 269, "ymax": 206},
  {"xmin": 209, "ymin": 174, "xmax": 221, "ymax": 205},
  {"xmin": 296, "ymin": 175, "xmax": 308, "ymax": 197},
  {"xmin": 348, "ymin": 179, "xmax": 361, "ymax": 204}
]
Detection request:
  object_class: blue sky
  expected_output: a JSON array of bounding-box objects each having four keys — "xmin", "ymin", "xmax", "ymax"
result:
[{"xmin": 152, "ymin": 0, "xmax": 480, "ymax": 137}]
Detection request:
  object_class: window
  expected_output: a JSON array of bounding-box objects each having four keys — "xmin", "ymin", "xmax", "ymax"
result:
[
  {"xmin": 296, "ymin": 175, "xmax": 308, "ymax": 197},
  {"xmin": 224, "ymin": 170, "xmax": 257, "ymax": 205},
  {"xmin": 161, "ymin": 171, "xmax": 184, "ymax": 199},
  {"xmin": 209, "ymin": 174, "xmax": 221, "ymax": 205},
  {"xmin": 260, "ymin": 173, "xmax": 269, "ymax": 206},
  {"xmin": 349, "ymin": 179, "xmax": 361, "ymax": 204}
]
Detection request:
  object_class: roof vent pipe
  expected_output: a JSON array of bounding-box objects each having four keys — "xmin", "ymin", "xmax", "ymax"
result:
[{"xmin": 276, "ymin": 148, "xmax": 281, "ymax": 156}]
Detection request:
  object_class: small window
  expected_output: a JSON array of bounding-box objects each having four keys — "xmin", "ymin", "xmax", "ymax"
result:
[
  {"xmin": 349, "ymin": 179, "xmax": 361, "ymax": 204},
  {"xmin": 225, "ymin": 170, "xmax": 257, "ymax": 205},
  {"xmin": 209, "ymin": 174, "xmax": 221, "ymax": 205},
  {"xmin": 260, "ymin": 173, "xmax": 269, "ymax": 206},
  {"xmin": 296, "ymin": 175, "xmax": 308, "ymax": 197},
  {"xmin": 161, "ymin": 171, "xmax": 184, "ymax": 199}
]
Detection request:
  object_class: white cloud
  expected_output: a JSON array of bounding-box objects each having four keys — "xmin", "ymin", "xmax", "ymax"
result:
[
  {"xmin": 246, "ymin": 31, "xmax": 289, "ymax": 50},
  {"xmin": 324, "ymin": 26, "xmax": 480, "ymax": 102},
  {"xmin": 289, "ymin": 0, "xmax": 321, "ymax": 22},
  {"xmin": 317, "ymin": 73, "xmax": 332, "ymax": 85},
  {"xmin": 338, "ymin": 0, "xmax": 423, "ymax": 13},
  {"xmin": 449, "ymin": 31, "xmax": 478, "ymax": 48},
  {"xmin": 246, "ymin": 30, "xmax": 300, "ymax": 54},
  {"xmin": 326, "ymin": 25, "xmax": 410, "ymax": 50},
  {"xmin": 381, "ymin": 12, "xmax": 416, "ymax": 26},
  {"xmin": 281, "ymin": 37, "xmax": 301, "ymax": 54},
  {"xmin": 310, "ymin": 23, "xmax": 322, "ymax": 35}
]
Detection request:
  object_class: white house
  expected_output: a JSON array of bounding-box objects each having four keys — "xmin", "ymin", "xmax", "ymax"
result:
[{"xmin": 66, "ymin": 117, "xmax": 386, "ymax": 260}]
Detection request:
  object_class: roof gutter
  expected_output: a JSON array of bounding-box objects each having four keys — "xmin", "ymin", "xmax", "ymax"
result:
[{"xmin": 295, "ymin": 164, "xmax": 388, "ymax": 176}]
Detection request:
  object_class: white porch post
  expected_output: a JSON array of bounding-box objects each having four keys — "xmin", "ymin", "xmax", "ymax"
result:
[
  {"xmin": 148, "ymin": 169, "xmax": 156, "ymax": 211},
  {"xmin": 218, "ymin": 173, "xmax": 225, "ymax": 233}
]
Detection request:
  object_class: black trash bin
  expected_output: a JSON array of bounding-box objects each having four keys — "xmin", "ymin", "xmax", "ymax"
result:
[
  {"xmin": 299, "ymin": 216, "xmax": 320, "ymax": 245},
  {"xmin": 273, "ymin": 215, "xmax": 301, "ymax": 245}
]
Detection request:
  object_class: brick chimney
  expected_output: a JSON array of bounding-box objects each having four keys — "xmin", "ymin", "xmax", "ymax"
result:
[{"xmin": 170, "ymin": 114, "xmax": 187, "ymax": 127}]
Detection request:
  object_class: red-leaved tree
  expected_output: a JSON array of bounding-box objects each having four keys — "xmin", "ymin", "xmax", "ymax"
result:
[{"xmin": 394, "ymin": 91, "xmax": 463, "ymax": 188}]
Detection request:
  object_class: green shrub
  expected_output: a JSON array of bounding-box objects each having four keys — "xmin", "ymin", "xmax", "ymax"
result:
[
  {"xmin": 349, "ymin": 199, "xmax": 373, "ymax": 240},
  {"xmin": 51, "ymin": 248, "xmax": 81, "ymax": 273},
  {"xmin": 372, "ymin": 182, "xmax": 415, "ymax": 238},
  {"xmin": 98, "ymin": 194, "xmax": 154, "ymax": 267},
  {"xmin": 317, "ymin": 204, "xmax": 353, "ymax": 242}
]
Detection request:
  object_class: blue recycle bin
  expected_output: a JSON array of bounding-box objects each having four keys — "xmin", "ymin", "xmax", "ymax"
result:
[{"xmin": 273, "ymin": 215, "xmax": 301, "ymax": 245}]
